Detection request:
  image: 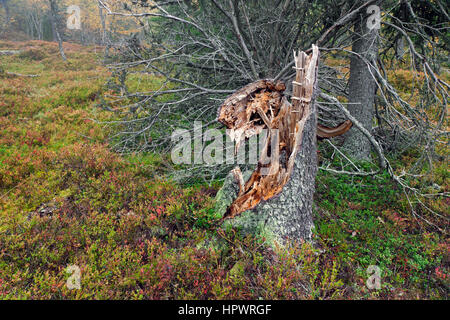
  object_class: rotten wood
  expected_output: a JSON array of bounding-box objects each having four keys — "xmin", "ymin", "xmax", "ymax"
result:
[{"xmin": 217, "ymin": 45, "xmax": 351, "ymax": 219}]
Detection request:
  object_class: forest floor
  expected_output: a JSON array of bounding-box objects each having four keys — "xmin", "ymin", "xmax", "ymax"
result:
[{"xmin": 0, "ymin": 40, "xmax": 448, "ymax": 299}]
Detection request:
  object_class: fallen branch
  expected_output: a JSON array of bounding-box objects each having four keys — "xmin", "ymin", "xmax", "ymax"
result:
[
  {"xmin": 0, "ymin": 50, "xmax": 22, "ymax": 55},
  {"xmin": 4, "ymin": 71, "xmax": 40, "ymax": 78}
]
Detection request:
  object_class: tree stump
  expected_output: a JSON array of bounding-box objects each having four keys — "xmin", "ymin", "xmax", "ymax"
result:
[
  {"xmin": 214, "ymin": 45, "xmax": 352, "ymax": 245},
  {"xmin": 214, "ymin": 45, "xmax": 321, "ymax": 245}
]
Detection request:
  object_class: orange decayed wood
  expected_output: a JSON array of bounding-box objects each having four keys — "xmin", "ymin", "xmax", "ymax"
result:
[{"xmin": 217, "ymin": 46, "xmax": 351, "ymax": 219}]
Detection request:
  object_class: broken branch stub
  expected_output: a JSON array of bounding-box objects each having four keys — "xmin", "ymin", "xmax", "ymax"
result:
[{"xmin": 217, "ymin": 45, "xmax": 351, "ymax": 219}]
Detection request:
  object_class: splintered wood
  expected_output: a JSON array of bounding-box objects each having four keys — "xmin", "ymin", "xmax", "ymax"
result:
[{"xmin": 217, "ymin": 45, "xmax": 351, "ymax": 219}]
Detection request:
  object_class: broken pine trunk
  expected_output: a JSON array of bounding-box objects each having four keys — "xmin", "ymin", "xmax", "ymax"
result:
[{"xmin": 215, "ymin": 45, "xmax": 322, "ymax": 245}]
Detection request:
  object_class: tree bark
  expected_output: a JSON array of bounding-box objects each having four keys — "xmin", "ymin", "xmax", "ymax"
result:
[
  {"xmin": 215, "ymin": 46, "xmax": 321, "ymax": 245},
  {"xmin": 49, "ymin": 0, "xmax": 67, "ymax": 61},
  {"xmin": 98, "ymin": 3, "xmax": 110, "ymax": 59},
  {"xmin": 222, "ymin": 101, "xmax": 317, "ymax": 244},
  {"xmin": 395, "ymin": 35, "xmax": 405, "ymax": 59},
  {"xmin": 343, "ymin": 11, "xmax": 379, "ymax": 160},
  {"xmin": 0, "ymin": 0, "xmax": 10, "ymax": 36}
]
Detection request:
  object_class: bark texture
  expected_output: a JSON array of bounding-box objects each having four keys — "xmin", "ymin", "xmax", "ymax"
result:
[
  {"xmin": 343, "ymin": 13, "xmax": 378, "ymax": 160},
  {"xmin": 219, "ymin": 103, "xmax": 318, "ymax": 244},
  {"xmin": 49, "ymin": 0, "xmax": 66, "ymax": 61},
  {"xmin": 215, "ymin": 46, "xmax": 322, "ymax": 245}
]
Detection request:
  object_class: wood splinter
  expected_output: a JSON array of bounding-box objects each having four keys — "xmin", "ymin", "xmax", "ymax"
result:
[{"xmin": 217, "ymin": 45, "xmax": 352, "ymax": 219}]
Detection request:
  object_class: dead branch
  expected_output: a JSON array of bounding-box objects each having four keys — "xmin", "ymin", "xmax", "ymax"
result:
[{"xmin": 4, "ymin": 71, "xmax": 40, "ymax": 78}]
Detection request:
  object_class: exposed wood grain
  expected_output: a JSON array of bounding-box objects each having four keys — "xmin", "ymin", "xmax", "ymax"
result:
[{"xmin": 217, "ymin": 45, "xmax": 351, "ymax": 218}]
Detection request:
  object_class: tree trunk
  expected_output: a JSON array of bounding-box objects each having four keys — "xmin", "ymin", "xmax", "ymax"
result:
[
  {"xmin": 98, "ymin": 3, "xmax": 110, "ymax": 59},
  {"xmin": 222, "ymin": 102, "xmax": 317, "ymax": 245},
  {"xmin": 215, "ymin": 47, "xmax": 321, "ymax": 245},
  {"xmin": 49, "ymin": 0, "xmax": 66, "ymax": 61},
  {"xmin": 98, "ymin": 4, "xmax": 106, "ymax": 45},
  {"xmin": 0, "ymin": 0, "xmax": 10, "ymax": 36},
  {"xmin": 343, "ymin": 12, "xmax": 378, "ymax": 160},
  {"xmin": 395, "ymin": 35, "xmax": 405, "ymax": 59}
]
